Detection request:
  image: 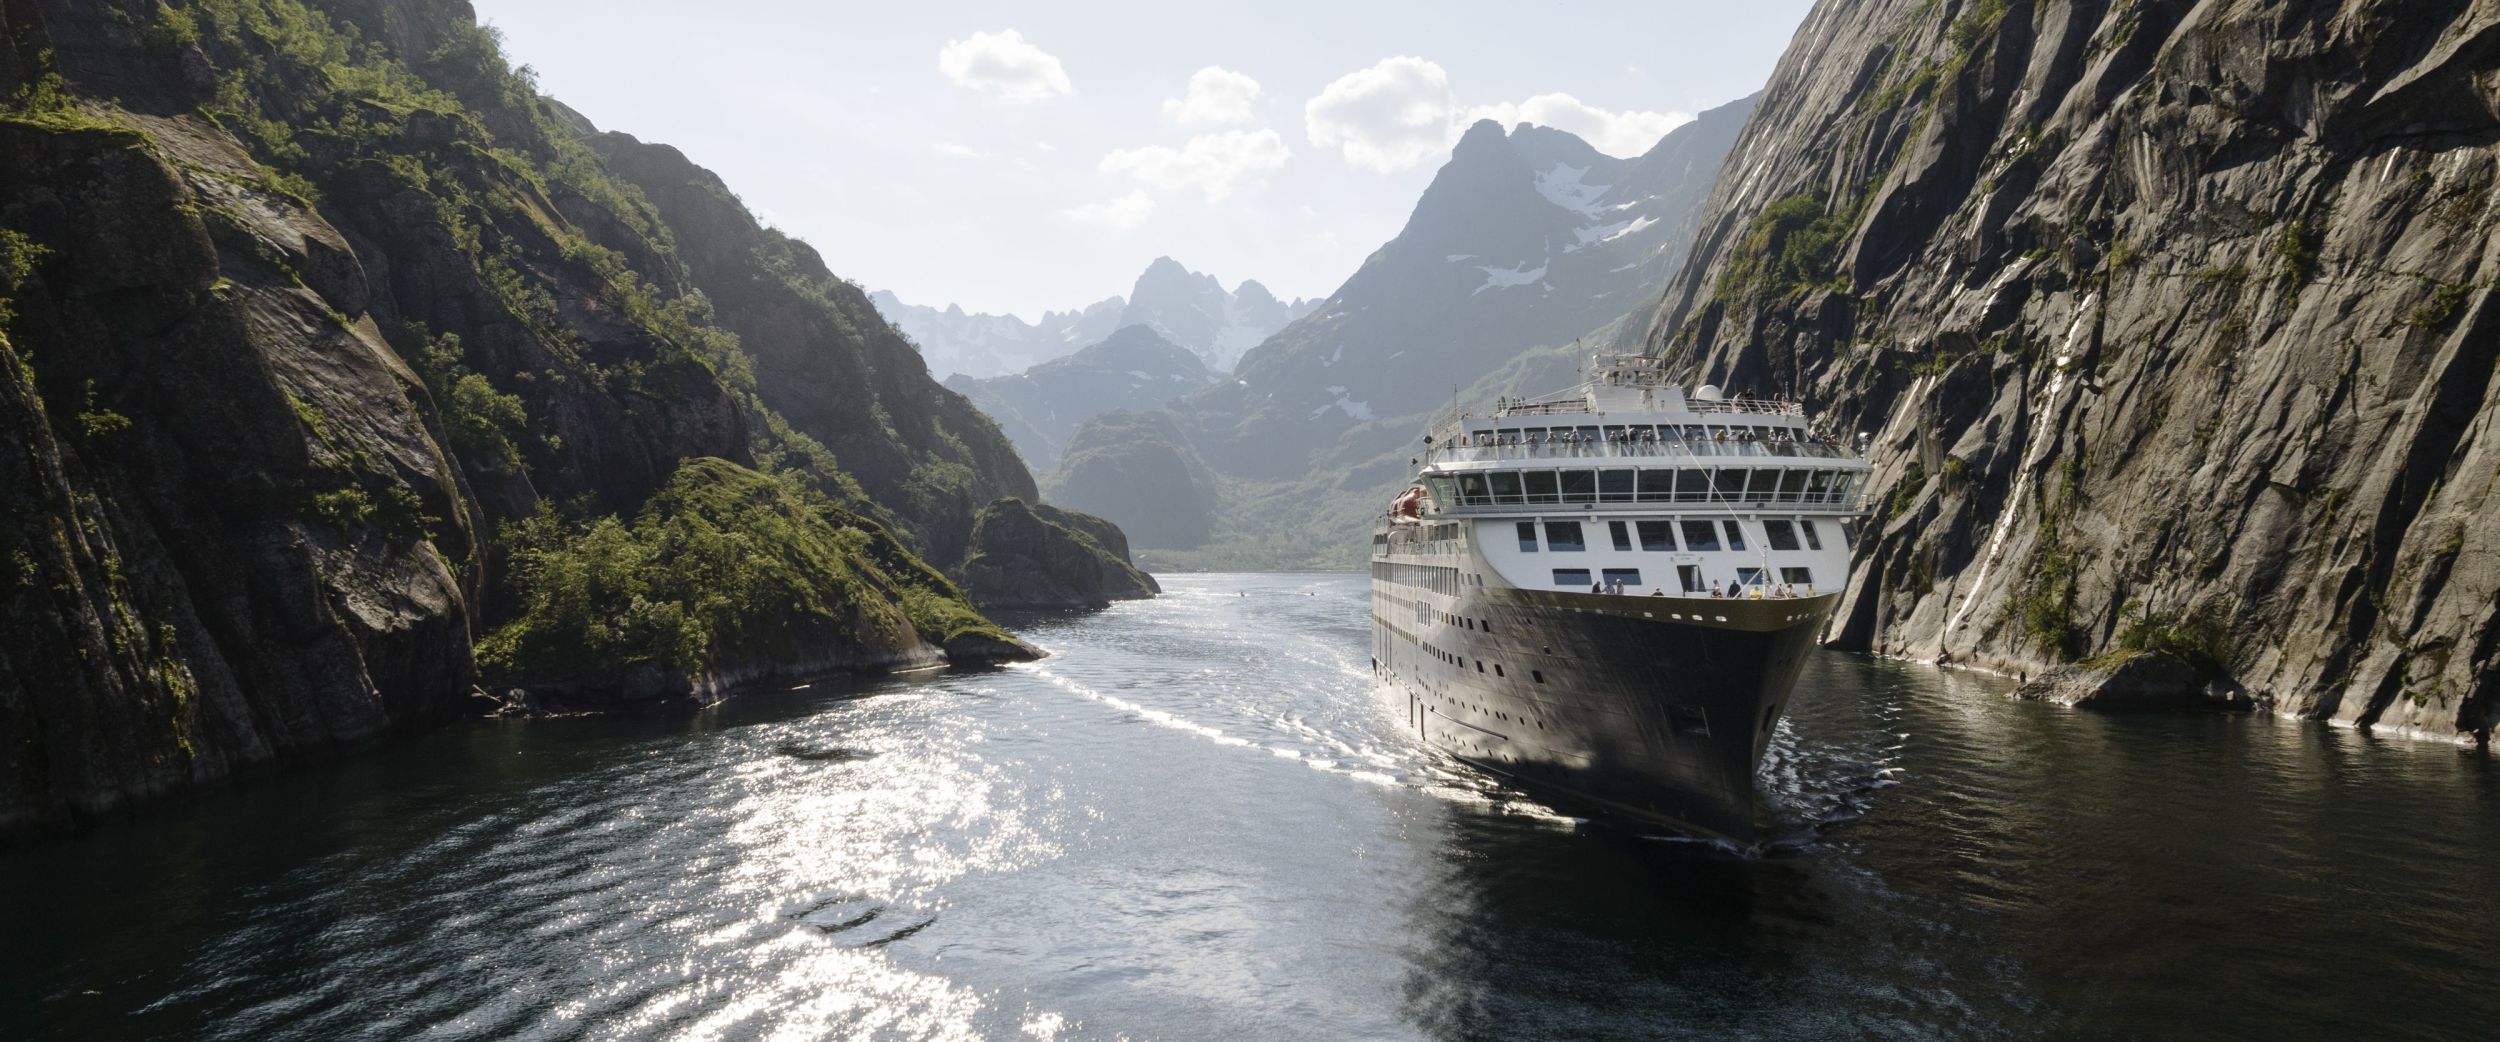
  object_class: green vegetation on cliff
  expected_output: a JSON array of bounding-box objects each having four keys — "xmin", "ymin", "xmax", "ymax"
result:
[{"xmin": 479, "ymin": 458, "xmax": 1011, "ymax": 688}]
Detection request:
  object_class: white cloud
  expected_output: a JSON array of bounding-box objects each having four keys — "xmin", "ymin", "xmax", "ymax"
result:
[
  {"xmin": 937, "ymin": 29, "xmax": 1072, "ymax": 103},
  {"xmin": 935, "ymin": 143, "xmax": 988, "ymax": 160},
  {"xmin": 1100, "ymin": 129, "xmax": 1290, "ymax": 202},
  {"xmin": 1162, "ymin": 66, "xmax": 1262, "ymax": 125},
  {"xmin": 1061, "ymin": 191, "xmax": 1155, "ymax": 230},
  {"xmin": 1304, "ymin": 56, "xmax": 1454, "ymax": 173},
  {"xmin": 1464, "ymin": 93, "xmax": 1693, "ymax": 157}
]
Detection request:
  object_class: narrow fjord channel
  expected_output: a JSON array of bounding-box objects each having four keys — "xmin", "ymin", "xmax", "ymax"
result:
[{"xmin": 6, "ymin": 574, "xmax": 2496, "ymax": 1041}]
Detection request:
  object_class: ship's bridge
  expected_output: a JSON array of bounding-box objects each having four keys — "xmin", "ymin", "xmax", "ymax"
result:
[{"xmin": 1407, "ymin": 355, "xmax": 1871, "ymax": 515}]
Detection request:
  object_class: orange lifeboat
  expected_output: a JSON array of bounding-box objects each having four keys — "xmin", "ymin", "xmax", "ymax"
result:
[{"xmin": 1387, "ymin": 486, "xmax": 1425, "ymax": 523}]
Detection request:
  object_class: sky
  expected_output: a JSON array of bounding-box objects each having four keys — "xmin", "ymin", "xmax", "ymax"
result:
[{"xmin": 470, "ymin": 1, "xmax": 1817, "ymax": 321}]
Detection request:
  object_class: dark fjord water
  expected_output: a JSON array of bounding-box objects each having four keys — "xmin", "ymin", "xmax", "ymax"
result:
[{"xmin": 6, "ymin": 573, "xmax": 2498, "ymax": 1041}]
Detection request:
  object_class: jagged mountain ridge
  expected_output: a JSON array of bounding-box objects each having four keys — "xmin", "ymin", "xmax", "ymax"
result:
[
  {"xmin": 874, "ymin": 256, "xmax": 1314, "ymax": 380},
  {"xmin": 942, "ymin": 324, "xmax": 1218, "ymax": 474},
  {"xmin": 1642, "ymin": 0, "xmax": 2500, "ymax": 738},
  {"xmin": 868, "ymin": 290, "xmax": 1126, "ymax": 382},
  {"xmin": 1176, "ymin": 97, "xmax": 1758, "ymax": 481},
  {"xmin": 1116, "ymin": 256, "xmax": 1317, "ymax": 373}
]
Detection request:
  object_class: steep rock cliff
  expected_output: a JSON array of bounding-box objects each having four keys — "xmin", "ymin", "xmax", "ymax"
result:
[
  {"xmin": 0, "ymin": 0, "xmax": 1146, "ymax": 833},
  {"xmin": 955, "ymin": 497, "xmax": 1159, "ymax": 611},
  {"xmin": 1646, "ymin": 0, "xmax": 2500, "ymax": 739}
]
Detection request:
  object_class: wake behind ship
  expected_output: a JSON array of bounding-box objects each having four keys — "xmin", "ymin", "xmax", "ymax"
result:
[{"xmin": 1370, "ymin": 355, "xmax": 1871, "ymax": 840}]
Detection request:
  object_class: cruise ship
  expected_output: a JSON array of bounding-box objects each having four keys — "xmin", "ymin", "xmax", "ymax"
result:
[{"xmin": 1369, "ymin": 355, "xmax": 1871, "ymax": 840}]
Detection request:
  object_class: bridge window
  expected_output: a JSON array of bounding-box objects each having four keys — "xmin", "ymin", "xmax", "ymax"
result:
[
  {"xmin": 1457, "ymin": 473, "xmax": 1490, "ymax": 506},
  {"xmin": 1515, "ymin": 521, "xmax": 1539, "ymax": 552},
  {"xmin": 1602, "ymin": 568, "xmax": 1643, "ymax": 588},
  {"xmin": 1676, "ymin": 469, "xmax": 1711, "ymax": 501},
  {"xmin": 1800, "ymin": 520, "xmax": 1825, "ymax": 551},
  {"xmin": 1558, "ymin": 470, "xmax": 1597, "ymax": 504},
  {"xmin": 1780, "ymin": 469, "xmax": 1811, "ymax": 498},
  {"xmin": 1637, "ymin": 469, "xmax": 1675, "ymax": 502},
  {"xmin": 1598, "ymin": 469, "xmax": 1636, "ymax": 502},
  {"xmin": 1764, "ymin": 519, "xmax": 1801, "ymax": 551},
  {"xmin": 1713, "ymin": 468, "xmax": 1747, "ymax": 500},
  {"xmin": 1488, "ymin": 471, "xmax": 1524, "ymax": 505},
  {"xmin": 1747, "ymin": 469, "xmax": 1784, "ymax": 498},
  {"xmin": 1551, "ymin": 568, "xmax": 1593, "ymax": 587},
  {"xmin": 1680, "ymin": 520, "xmax": 1721, "ymax": 552},
  {"xmin": 1608, "ymin": 521, "xmax": 1633, "ymax": 551},
  {"xmin": 1722, "ymin": 520, "xmax": 1749, "ymax": 551},
  {"xmin": 1523, "ymin": 470, "xmax": 1559, "ymax": 504},
  {"xmin": 1543, "ymin": 521, "xmax": 1585, "ymax": 552},
  {"xmin": 1637, "ymin": 521, "xmax": 1676, "ymax": 551}
]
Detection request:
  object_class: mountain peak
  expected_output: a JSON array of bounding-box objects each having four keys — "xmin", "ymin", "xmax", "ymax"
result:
[{"xmin": 1452, "ymin": 118, "xmax": 1510, "ymax": 159}]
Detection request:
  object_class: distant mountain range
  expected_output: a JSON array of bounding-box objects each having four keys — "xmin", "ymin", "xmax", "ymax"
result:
[
  {"xmin": 1013, "ymin": 99, "xmax": 1754, "ymax": 560},
  {"xmin": 943, "ymin": 325, "xmax": 1219, "ymax": 474},
  {"xmin": 873, "ymin": 258, "xmax": 1316, "ymax": 379},
  {"xmin": 1177, "ymin": 96, "xmax": 1758, "ymax": 481}
]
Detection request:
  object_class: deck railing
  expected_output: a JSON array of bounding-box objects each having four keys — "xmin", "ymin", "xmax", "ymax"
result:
[{"xmin": 1421, "ymin": 438, "xmax": 1856, "ymax": 465}]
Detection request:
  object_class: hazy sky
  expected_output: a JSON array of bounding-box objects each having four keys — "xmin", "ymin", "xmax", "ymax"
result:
[{"xmin": 471, "ymin": 1, "xmax": 1814, "ymax": 320}]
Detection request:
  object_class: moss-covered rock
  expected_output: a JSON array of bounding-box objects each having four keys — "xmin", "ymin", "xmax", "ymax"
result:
[{"xmin": 956, "ymin": 497, "xmax": 1158, "ymax": 610}]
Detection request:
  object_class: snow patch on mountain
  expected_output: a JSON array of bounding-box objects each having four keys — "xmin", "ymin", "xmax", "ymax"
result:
[
  {"xmin": 1473, "ymin": 260, "xmax": 1550, "ymax": 294},
  {"xmin": 1533, "ymin": 163, "xmax": 1611, "ymax": 217}
]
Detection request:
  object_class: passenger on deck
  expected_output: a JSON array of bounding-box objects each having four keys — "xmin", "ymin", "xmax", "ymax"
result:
[
  {"xmin": 1650, "ymin": 588, "xmax": 1666, "ymax": 597},
  {"xmin": 1710, "ymin": 581, "xmax": 1725, "ymax": 598},
  {"xmin": 1591, "ymin": 582, "xmax": 1603, "ymax": 595}
]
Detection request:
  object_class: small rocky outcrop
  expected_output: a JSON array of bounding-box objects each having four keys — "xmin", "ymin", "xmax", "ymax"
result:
[
  {"xmin": 955, "ymin": 498, "xmax": 1159, "ymax": 610},
  {"xmin": 2014, "ymin": 651, "xmax": 2256, "ymax": 712}
]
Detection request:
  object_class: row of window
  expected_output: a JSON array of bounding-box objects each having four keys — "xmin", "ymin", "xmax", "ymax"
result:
[
  {"xmin": 1370, "ymin": 560, "xmax": 1465, "ymax": 595},
  {"xmin": 1551, "ymin": 566, "xmax": 1814, "ymax": 591},
  {"xmin": 1446, "ymin": 467, "xmax": 1864, "ymax": 507},
  {"xmin": 1516, "ymin": 518, "xmax": 1829, "ymax": 554}
]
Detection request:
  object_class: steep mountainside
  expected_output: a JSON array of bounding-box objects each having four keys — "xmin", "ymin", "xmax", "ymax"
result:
[
  {"xmin": 1046, "ymin": 409, "xmax": 1221, "ymax": 551},
  {"xmin": 1176, "ymin": 100, "xmax": 1756, "ymax": 481},
  {"xmin": 869, "ymin": 289, "xmax": 1124, "ymax": 381},
  {"xmin": 0, "ymin": 0, "xmax": 1150, "ymax": 833},
  {"xmin": 1115, "ymin": 256, "xmax": 1316, "ymax": 372},
  {"xmin": 942, "ymin": 324, "xmax": 1217, "ymax": 473},
  {"xmin": 1644, "ymin": 0, "xmax": 2500, "ymax": 738}
]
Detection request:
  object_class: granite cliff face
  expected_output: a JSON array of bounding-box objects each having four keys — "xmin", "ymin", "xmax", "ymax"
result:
[
  {"xmin": 1645, "ymin": 0, "xmax": 2500, "ymax": 739},
  {"xmin": 0, "ymin": 0, "xmax": 1149, "ymax": 833}
]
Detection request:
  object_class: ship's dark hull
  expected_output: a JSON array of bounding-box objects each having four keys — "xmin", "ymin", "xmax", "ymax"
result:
[{"xmin": 1372, "ymin": 583, "xmax": 1832, "ymax": 840}]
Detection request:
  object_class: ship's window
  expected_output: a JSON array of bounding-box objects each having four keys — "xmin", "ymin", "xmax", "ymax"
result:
[
  {"xmin": 1575, "ymin": 426, "xmax": 1600, "ymax": 441},
  {"xmin": 1680, "ymin": 520, "xmax": 1721, "ymax": 552},
  {"xmin": 1637, "ymin": 520, "xmax": 1676, "ymax": 552},
  {"xmin": 1488, "ymin": 471, "xmax": 1525, "ymax": 505},
  {"xmin": 1558, "ymin": 470, "xmax": 1597, "ymax": 504},
  {"xmin": 1516, "ymin": 521, "xmax": 1539, "ymax": 552},
  {"xmin": 1675, "ymin": 468, "xmax": 1711, "ymax": 501},
  {"xmin": 1551, "ymin": 568, "xmax": 1593, "ymax": 587},
  {"xmin": 1523, "ymin": 470, "xmax": 1560, "ymax": 504},
  {"xmin": 1807, "ymin": 469, "xmax": 1835, "ymax": 503},
  {"xmin": 1764, "ymin": 519, "xmax": 1801, "ymax": 551},
  {"xmin": 1598, "ymin": 469, "xmax": 1636, "ymax": 502},
  {"xmin": 1712, "ymin": 467, "xmax": 1747, "ymax": 500},
  {"xmin": 1799, "ymin": 519, "xmax": 1824, "ymax": 550},
  {"xmin": 1782, "ymin": 567, "xmax": 1814, "ymax": 587},
  {"xmin": 1748, "ymin": 469, "xmax": 1785, "ymax": 497},
  {"xmin": 1457, "ymin": 473, "xmax": 1490, "ymax": 506},
  {"xmin": 1602, "ymin": 568, "xmax": 1643, "ymax": 587},
  {"xmin": 1736, "ymin": 566, "xmax": 1765, "ymax": 589},
  {"xmin": 1780, "ymin": 468, "xmax": 1811, "ymax": 498},
  {"xmin": 1722, "ymin": 520, "xmax": 1749, "ymax": 551},
  {"xmin": 1636, "ymin": 469, "xmax": 1675, "ymax": 502},
  {"xmin": 1608, "ymin": 521, "xmax": 1633, "ymax": 551},
  {"xmin": 1544, "ymin": 521, "xmax": 1585, "ymax": 552},
  {"xmin": 1532, "ymin": 670, "xmax": 1545, "ymax": 684}
]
